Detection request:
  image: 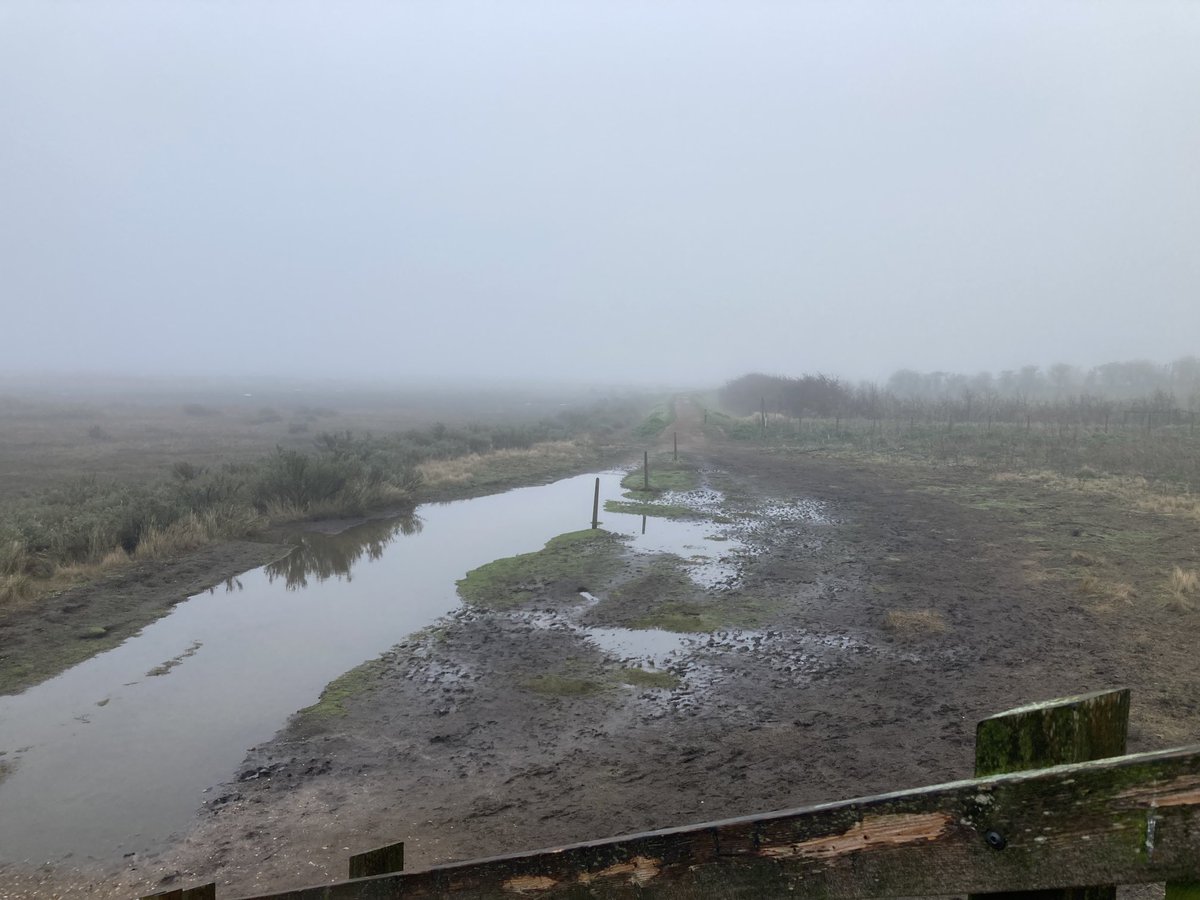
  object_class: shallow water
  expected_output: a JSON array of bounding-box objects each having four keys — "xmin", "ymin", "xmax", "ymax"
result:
[{"xmin": 0, "ymin": 470, "xmax": 742, "ymax": 865}]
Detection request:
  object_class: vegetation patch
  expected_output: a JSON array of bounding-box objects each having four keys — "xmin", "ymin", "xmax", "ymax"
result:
[
  {"xmin": 625, "ymin": 593, "xmax": 783, "ymax": 633},
  {"xmin": 520, "ymin": 674, "xmax": 609, "ymax": 696},
  {"xmin": 619, "ymin": 667, "xmax": 680, "ymax": 689},
  {"xmin": 633, "ymin": 403, "xmax": 673, "ymax": 439},
  {"xmin": 1166, "ymin": 566, "xmax": 1199, "ymax": 610},
  {"xmin": 620, "ymin": 456, "xmax": 699, "ymax": 496},
  {"xmin": 883, "ymin": 608, "xmax": 949, "ymax": 637},
  {"xmin": 604, "ymin": 499, "xmax": 699, "ymax": 520},
  {"xmin": 456, "ymin": 529, "xmax": 627, "ymax": 610},
  {"xmin": 293, "ymin": 658, "xmax": 387, "ymax": 728},
  {"xmin": 418, "ymin": 440, "xmax": 603, "ymax": 501}
]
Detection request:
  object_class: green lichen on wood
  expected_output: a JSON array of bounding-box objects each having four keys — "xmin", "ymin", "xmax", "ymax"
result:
[
  {"xmin": 1166, "ymin": 884, "xmax": 1200, "ymax": 900},
  {"xmin": 456, "ymin": 529, "xmax": 626, "ymax": 610},
  {"xmin": 974, "ymin": 688, "xmax": 1130, "ymax": 777}
]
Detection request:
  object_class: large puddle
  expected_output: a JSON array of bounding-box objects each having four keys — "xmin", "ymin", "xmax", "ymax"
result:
[{"xmin": 0, "ymin": 470, "xmax": 752, "ymax": 866}]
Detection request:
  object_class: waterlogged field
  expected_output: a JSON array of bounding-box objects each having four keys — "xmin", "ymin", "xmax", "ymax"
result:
[{"xmin": 3, "ymin": 394, "xmax": 1199, "ymax": 900}]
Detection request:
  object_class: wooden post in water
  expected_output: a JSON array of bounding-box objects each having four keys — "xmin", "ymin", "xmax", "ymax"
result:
[
  {"xmin": 643, "ymin": 451, "xmax": 649, "ymax": 490},
  {"xmin": 349, "ymin": 840, "xmax": 405, "ymax": 879},
  {"xmin": 590, "ymin": 477, "xmax": 600, "ymax": 529},
  {"xmin": 969, "ymin": 688, "xmax": 1130, "ymax": 900}
]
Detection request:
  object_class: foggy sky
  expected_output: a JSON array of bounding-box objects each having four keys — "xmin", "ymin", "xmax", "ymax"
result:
[{"xmin": 2, "ymin": 1, "xmax": 1197, "ymax": 386}]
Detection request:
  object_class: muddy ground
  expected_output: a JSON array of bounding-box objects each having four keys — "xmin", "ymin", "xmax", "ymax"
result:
[{"xmin": 3, "ymin": 404, "xmax": 1198, "ymax": 899}]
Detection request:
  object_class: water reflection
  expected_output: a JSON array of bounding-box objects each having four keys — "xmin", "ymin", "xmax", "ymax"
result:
[{"xmin": 266, "ymin": 512, "xmax": 423, "ymax": 589}]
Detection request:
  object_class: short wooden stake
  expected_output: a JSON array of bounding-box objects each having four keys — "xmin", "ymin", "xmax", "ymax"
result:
[
  {"xmin": 349, "ymin": 840, "xmax": 405, "ymax": 879},
  {"xmin": 590, "ymin": 477, "xmax": 600, "ymax": 529},
  {"xmin": 969, "ymin": 688, "xmax": 1129, "ymax": 900},
  {"xmin": 643, "ymin": 451, "xmax": 649, "ymax": 490},
  {"xmin": 673, "ymin": 431, "xmax": 677, "ymax": 461}
]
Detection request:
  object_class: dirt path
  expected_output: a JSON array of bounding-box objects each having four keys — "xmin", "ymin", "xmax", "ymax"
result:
[{"xmin": 4, "ymin": 409, "xmax": 1196, "ymax": 899}]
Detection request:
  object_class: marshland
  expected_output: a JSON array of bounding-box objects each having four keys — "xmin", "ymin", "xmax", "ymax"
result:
[{"xmin": 2, "ymin": 2, "xmax": 1199, "ymax": 897}]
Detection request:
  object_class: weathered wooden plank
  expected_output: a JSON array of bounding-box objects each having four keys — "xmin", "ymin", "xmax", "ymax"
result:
[
  {"xmin": 230, "ymin": 745, "xmax": 1200, "ymax": 900},
  {"xmin": 142, "ymin": 885, "xmax": 215, "ymax": 900},
  {"xmin": 974, "ymin": 688, "xmax": 1130, "ymax": 777},
  {"xmin": 349, "ymin": 842, "xmax": 405, "ymax": 879},
  {"xmin": 971, "ymin": 688, "xmax": 1130, "ymax": 900}
]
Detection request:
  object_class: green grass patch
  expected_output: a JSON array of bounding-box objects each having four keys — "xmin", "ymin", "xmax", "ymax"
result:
[
  {"xmin": 633, "ymin": 404, "xmax": 673, "ymax": 439},
  {"xmin": 456, "ymin": 529, "xmax": 626, "ymax": 610},
  {"xmin": 294, "ymin": 658, "xmax": 386, "ymax": 725},
  {"xmin": 621, "ymin": 457, "xmax": 700, "ymax": 495},
  {"xmin": 520, "ymin": 674, "xmax": 609, "ymax": 696},
  {"xmin": 604, "ymin": 499, "xmax": 699, "ymax": 520},
  {"xmin": 627, "ymin": 596, "xmax": 780, "ymax": 633},
  {"xmin": 619, "ymin": 667, "xmax": 680, "ymax": 689}
]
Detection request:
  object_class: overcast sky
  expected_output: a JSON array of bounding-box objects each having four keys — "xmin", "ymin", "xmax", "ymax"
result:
[{"xmin": 2, "ymin": 1, "xmax": 1197, "ymax": 386}]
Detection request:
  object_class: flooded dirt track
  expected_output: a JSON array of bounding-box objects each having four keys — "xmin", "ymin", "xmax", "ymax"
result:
[{"xmin": 1, "ymin": 408, "xmax": 1188, "ymax": 899}]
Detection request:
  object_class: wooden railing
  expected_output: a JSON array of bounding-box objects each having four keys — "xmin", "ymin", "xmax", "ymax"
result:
[{"xmin": 146, "ymin": 689, "xmax": 1200, "ymax": 899}]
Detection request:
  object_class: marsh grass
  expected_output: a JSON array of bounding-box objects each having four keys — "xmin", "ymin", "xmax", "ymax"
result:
[
  {"xmin": 293, "ymin": 658, "xmax": 388, "ymax": 726},
  {"xmin": 1, "ymin": 407, "xmax": 635, "ymax": 611},
  {"xmin": 714, "ymin": 411, "xmax": 1200, "ymax": 497},
  {"xmin": 1166, "ymin": 566, "xmax": 1200, "ymax": 610},
  {"xmin": 456, "ymin": 529, "xmax": 625, "ymax": 610},
  {"xmin": 418, "ymin": 440, "xmax": 592, "ymax": 492},
  {"xmin": 619, "ymin": 667, "xmax": 680, "ymax": 689},
  {"xmin": 1074, "ymin": 572, "xmax": 1137, "ymax": 606},
  {"xmin": 883, "ymin": 608, "xmax": 948, "ymax": 637},
  {"xmin": 520, "ymin": 674, "xmax": 609, "ymax": 696}
]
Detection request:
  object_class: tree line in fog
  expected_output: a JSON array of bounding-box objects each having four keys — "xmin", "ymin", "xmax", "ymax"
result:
[{"xmin": 720, "ymin": 357, "xmax": 1200, "ymax": 424}]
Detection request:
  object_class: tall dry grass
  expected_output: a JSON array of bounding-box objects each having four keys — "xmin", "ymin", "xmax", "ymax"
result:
[{"xmin": 1166, "ymin": 566, "xmax": 1199, "ymax": 610}]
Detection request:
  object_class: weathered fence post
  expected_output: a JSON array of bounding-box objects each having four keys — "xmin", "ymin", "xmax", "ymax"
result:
[
  {"xmin": 349, "ymin": 840, "xmax": 405, "ymax": 879},
  {"xmin": 643, "ymin": 451, "xmax": 649, "ymax": 490},
  {"xmin": 673, "ymin": 431, "xmax": 677, "ymax": 461},
  {"xmin": 591, "ymin": 477, "xmax": 600, "ymax": 529},
  {"xmin": 970, "ymin": 688, "xmax": 1129, "ymax": 900}
]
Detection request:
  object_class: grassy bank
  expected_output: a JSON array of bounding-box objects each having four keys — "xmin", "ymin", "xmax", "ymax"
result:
[
  {"xmin": 1, "ymin": 398, "xmax": 655, "ymax": 612},
  {"xmin": 456, "ymin": 529, "xmax": 627, "ymax": 610}
]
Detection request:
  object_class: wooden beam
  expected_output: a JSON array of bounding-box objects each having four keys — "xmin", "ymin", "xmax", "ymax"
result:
[
  {"xmin": 974, "ymin": 688, "xmax": 1130, "ymax": 777},
  {"xmin": 141, "ymin": 884, "xmax": 214, "ymax": 900},
  {"xmin": 348, "ymin": 841, "xmax": 404, "ymax": 879},
  {"xmin": 232, "ymin": 745, "xmax": 1200, "ymax": 900},
  {"xmin": 971, "ymin": 688, "xmax": 1129, "ymax": 900}
]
